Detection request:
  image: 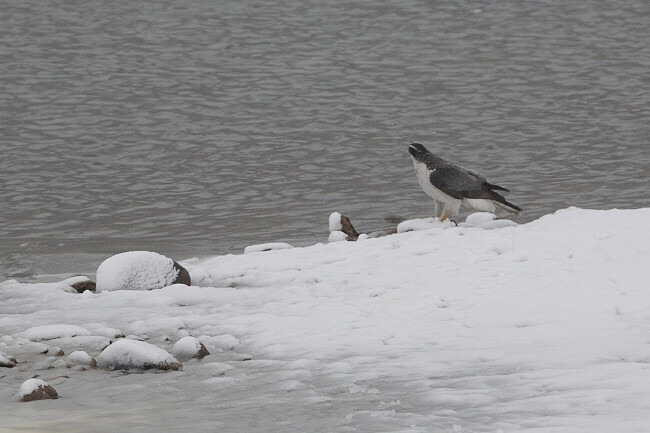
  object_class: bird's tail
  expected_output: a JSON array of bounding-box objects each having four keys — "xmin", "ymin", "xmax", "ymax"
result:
[
  {"xmin": 492, "ymin": 195, "xmax": 523, "ymax": 214},
  {"xmin": 485, "ymin": 182, "xmax": 510, "ymax": 193}
]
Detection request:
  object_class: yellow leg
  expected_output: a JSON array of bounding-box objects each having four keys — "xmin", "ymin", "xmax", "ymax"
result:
[{"xmin": 439, "ymin": 210, "xmax": 449, "ymax": 222}]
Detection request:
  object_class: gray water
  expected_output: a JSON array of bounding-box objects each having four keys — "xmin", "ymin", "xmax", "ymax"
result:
[{"xmin": 1, "ymin": 0, "xmax": 649, "ymax": 280}]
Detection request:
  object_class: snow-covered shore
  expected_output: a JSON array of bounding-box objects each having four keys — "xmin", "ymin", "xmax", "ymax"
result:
[{"xmin": 1, "ymin": 207, "xmax": 649, "ymax": 432}]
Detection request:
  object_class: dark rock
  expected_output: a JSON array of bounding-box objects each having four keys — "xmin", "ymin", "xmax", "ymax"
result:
[
  {"xmin": 173, "ymin": 261, "xmax": 191, "ymax": 286},
  {"xmin": 20, "ymin": 379, "xmax": 59, "ymax": 402},
  {"xmin": 0, "ymin": 357, "xmax": 17, "ymax": 368},
  {"xmin": 196, "ymin": 342, "xmax": 210, "ymax": 360},
  {"xmin": 71, "ymin": 280, "xmax": 96, "ymax": 293},
  {"xmin": 340, "ymin": 215, "xmax": 360, "ymax": 241}
]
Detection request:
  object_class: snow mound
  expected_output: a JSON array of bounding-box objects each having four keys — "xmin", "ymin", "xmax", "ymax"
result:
[
  {"xmin": 244, "ymin": 242, "xmax": 294, "ymax": 254},
  {"xmin": 198, "ymin": 334, "xmax": 240, "ymax": 351},
  {"xmin": 460, "ymin": 212, "xmax": 519, "ymax": 229},
  {"xmin": 173, "ymin": 336, "xmax": 210, "ymax": 360},
  {"xmin": 24, "ymin": 324, "xmax": 92, "ymax": 341},
  {"xmin": 328, "ymin": 231, "xmax": 348, "ymax": 242},
  {"xmin": 96, "ymin": 251, "xmax": 179, "ymax": 292},
  {"xmin": 396, "ymin": 217, "xmax": 455, "ymax": 233},
  {"xmin": 328, "ymin": 212, "xmax": 343, "ymax": 232},
  {"xmin": 96, "ymin": 339, "xmax": 182, "ymax": 371}
]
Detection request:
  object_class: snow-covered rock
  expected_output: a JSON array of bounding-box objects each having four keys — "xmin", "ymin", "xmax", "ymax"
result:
[
  {"xmin": 172, "ymin": 336, "xmax": 210, "ymax": 361},
  {"xmin": 0, "ymin": 350, "xmax": 17, "ymax": 368},
  {"xmin": 67, "ymin": 350, "xmax": 96, "ymax": 367},
  {"xmin": 328, "ymin": 212, "xmax": 343, "ymax": 232},
  {"xmin": 328, "ymin": 230, "xmax": 348, "ymax": 242},
  {"xmin": 96, "ymin": 251, "xmax": 190, "ymax": 292},
  {"xmin": 18, "ymin": 379, "xmax": 58, "ymax": 402},
  {"xmin": 198, "ymin": 334, "xmax": 240, "ymax": 352},
  {"xmin": 96, "ymin": 339, "xmax": 182, "ymax": 371},
  {"xmin": 24, "ymin": 324, "xmax": 91, "ymax": 342},
  {"xmin": 244, "ymin": 243, "xmax": 293, "ymax": 254}
]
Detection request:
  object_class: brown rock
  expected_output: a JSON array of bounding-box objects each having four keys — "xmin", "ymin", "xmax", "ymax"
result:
[
  {"xmin": 71, "ymin": 280, "xmax": 96, "ymax": 293},
  {"xmin": 340, "ymin": 215, "xmax": 360, "ymax": 241},
  {"xmin": 21, "ymin": 382, "xmax": 59, "ymax": 402},
  {"xmin": 173, "ymin": 261, "xmax": 191, "ymax": 286},
  {"xmin": 196, "ymin": 342, "xmax": 210, "ymax": 360}
]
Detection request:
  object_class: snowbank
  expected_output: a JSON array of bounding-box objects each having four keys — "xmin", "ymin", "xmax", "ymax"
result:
[{"xmin": 0, "ymin": 208, "xmax": 649, "ymax": 431}]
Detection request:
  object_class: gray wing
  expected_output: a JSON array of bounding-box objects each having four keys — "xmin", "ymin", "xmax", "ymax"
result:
[
  {"xmin": 429, "ymin": 167, "xmax": 485, "ymax": 199},
  {"xmin": 429, "ymin": 166, "xmax": 517, "ymax": 209}
]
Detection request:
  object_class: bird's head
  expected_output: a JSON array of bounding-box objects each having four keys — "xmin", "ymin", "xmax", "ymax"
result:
[{"xmin": 408, "ymin": 143, "xmax": 430, "ymax": 161}]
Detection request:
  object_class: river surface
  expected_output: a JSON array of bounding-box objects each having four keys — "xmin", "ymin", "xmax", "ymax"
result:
[{"xmin": 1, "ymin": 1, "xmax": 649, "ymax": 278}]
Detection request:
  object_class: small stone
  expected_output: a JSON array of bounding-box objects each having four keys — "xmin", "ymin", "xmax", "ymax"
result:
[
  {"xmin": 67, "ymin": 351, "xmax": 97, "ymax": 367},
  {"xmin": 173, "ymin": 336, "xmax": 210, "ymax": 361},
  {"xmin": 50, "ymin": 347, "xmax": 65, "ymax": 357},
  {"xmin": 71, "ymin": 280, "xmax": 96, "ymax": 293},
  {"xmin": 173, "ymin": 261, "xmax": 191, "ymax": 286},
  {"xmin": 19, "ymin": 379, "xmax": 58, "ymax": 402},
  {"xmin": 0, "ymin": 351, "xmax": 17, "ymax": 368}
]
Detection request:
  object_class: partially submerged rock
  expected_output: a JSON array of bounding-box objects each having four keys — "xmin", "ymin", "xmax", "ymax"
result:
[
  {"xmin": 0, "ymin": 351, "xmax": 17, "ymax": 368},
  {"xmin": 96, "ymin": 339, "xmax": 182, "ymax": 371},
  {"xmin": 173, "ymin": 336, "xmax": 210, "ymax": 361},
  {"xmin": 96, "ymin": 251, "xmax": 191, "ymax": 292},
  {"xmin": 19, "ymin": 379, "xmax": 58, "ymax": 402}
]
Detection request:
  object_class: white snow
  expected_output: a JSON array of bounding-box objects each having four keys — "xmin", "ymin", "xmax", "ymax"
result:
[
  {"xmin": 244, "ymin": 242, "xmax": 294, "ymax": 254},
  {"xmin": 96, "ymin": 251, "xmax": 179, "ymax": 292},
  {"xmin": 1, "ymin": 208, "xmax": 649, "ymax": 432},
  {"xmin": 328, "ymin": 211, "xmax": 343, "ymax": 232},
  {"xmin": 23, "ymin": 324, "xmax": 92, "ymax": 341},
  {"xmin": 328, "ymin": 230, "xmax": 348, "ymax": 242},
  {"xmin": 96, "ymin": 338, "xmax": 181, "ymax": 370},
  {"xmin": 18, "ymin": 378, "xmax": 48, "ymax": 397},
  {"xmin": 67, "ymin": 350, "xmax": 95, "ymax": 366}
]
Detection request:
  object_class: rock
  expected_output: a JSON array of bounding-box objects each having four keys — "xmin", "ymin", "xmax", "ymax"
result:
[
  {"xmin": 328, "ymin": 212, "xmax": 360, "ymax": 241},
  {"xmin": 67, "ymin": 350, "xmax": 97, "ymax": 367},
  {"xmin": 96, "ymin": 339, "xmax": 182, "ymax": 371},
  {"xmin": 49, "ymin": 347, "xmax": 65, "ymax": 356},
  {"xmin": 173, "ymin": 261, "xmax": 191, "ymax": 286},
  {"xmin": 96, "ymin": 251, "xmax": 191, "ymax": 292},
  {"xmin": 173, "ymin": 336, "xmax": 210, "ymax": 361},
  {"xmin": 19, "ymin": 378, "xmax": 58, "ymax": 402},
  {"xmin": 0, "ymin": 351, "xmax": 17, "ymax": 368},
  {"xmin": 71, "ymin": 280, "xmax": 96, "ymax": 293}
]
